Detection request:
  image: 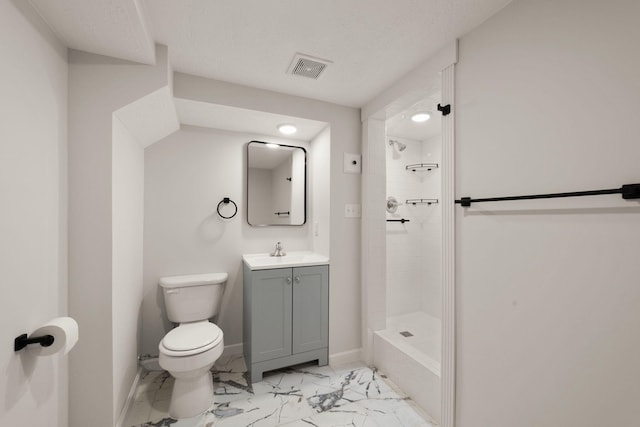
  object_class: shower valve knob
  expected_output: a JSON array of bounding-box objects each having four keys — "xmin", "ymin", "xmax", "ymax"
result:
[{"xmin": 386, "ymin": 196, "xmax": 401, "ymax": 213}]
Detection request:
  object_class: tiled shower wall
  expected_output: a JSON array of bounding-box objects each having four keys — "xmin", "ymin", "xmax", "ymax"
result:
[{"xmin": 386, "ymin": 136, "xmax": 442, "ymax": 320}]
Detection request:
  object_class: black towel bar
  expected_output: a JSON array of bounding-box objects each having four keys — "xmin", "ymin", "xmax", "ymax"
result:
[{"xmin": 456, "ymin": 183, "xmax": 640, "ymax": 207}]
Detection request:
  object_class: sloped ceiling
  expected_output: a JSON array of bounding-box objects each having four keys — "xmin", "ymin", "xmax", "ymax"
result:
[{"xmin": 29, "ymin": 0, "xmax": 156, "ymax": 64}]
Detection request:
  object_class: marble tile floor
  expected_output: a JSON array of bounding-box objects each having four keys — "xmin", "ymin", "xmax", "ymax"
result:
[{"xmin": 125, "ymin": 354, "xmax": 436, "ymax": 427}]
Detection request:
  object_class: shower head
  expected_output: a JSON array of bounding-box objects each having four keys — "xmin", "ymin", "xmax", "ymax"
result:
[{"xmin": 389, "ymin": 139, "xmax": 407, "ymax": 152}]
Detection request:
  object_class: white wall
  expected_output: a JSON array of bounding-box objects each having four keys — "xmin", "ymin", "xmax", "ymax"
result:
[
  {"xmin": 0, "ymin": 1, "xmax": 68, "ymax": 426},
  {"xmin": 385, "ymin": 137, "xmax": 425, "ymax": 316},
  {"xmin": 361, "ymin": 118, "xmax": 388, "ymax": 364},
  {"xmin": 174, "ymin": 74, "xmax": 362, "ymax": 357},
  {"xmin": 68, "ymin": 46, "xmax": 171, "ymax": 427},
  {"xmin": 385, "ymin": 136, "xmax": 442, "ymax": 319},
  {"xmin": 111, "ymin": 116, "xmax": 144, "ymax": 419},
  {"xmin": 456, "ymin": 0, "xmax": 640, "ymax": 425},
  {"xmin": 142, "ymin": 126, "xmax": 315, "ymax": 355},
  {"xmin": 420, "ymin": 136, "xmax": 442, "ymax": 319}
]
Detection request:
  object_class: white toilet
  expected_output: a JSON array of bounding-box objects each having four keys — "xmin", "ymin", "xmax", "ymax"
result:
[{"xmin": 158, "ymin": 273, "xmax": 227, "ymax": 419}]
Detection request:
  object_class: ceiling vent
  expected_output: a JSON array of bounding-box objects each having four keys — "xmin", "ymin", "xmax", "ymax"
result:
[{"xmin": 287, "ymin": 53, "xmax": 332, "ymax": 80}]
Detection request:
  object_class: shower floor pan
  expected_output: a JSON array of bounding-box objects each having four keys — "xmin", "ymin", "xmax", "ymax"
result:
[{"xmin": 374, "ymin": 311, "xmax": 441, "ymax": 423}]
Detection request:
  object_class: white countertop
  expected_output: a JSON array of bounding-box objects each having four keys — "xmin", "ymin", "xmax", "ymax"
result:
[{"xmin": 243, "ymin": 251, "xmax": 330, "ymax": 270}]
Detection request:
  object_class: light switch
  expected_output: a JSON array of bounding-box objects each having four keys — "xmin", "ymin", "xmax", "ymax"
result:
[{"xmin": 344, "ymin": 153, "xmax": 362, "ymax": 174}]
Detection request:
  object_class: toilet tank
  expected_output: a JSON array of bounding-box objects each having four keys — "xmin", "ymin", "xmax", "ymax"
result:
[{"xmin": 159, "ymin": 273, "xmax": 228, "ymax": 323}]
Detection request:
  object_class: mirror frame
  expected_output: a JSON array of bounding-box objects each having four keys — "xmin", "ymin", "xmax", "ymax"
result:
[{"xmin": 246, "ymin": 140, "xmax": 307, "ymax": 227}]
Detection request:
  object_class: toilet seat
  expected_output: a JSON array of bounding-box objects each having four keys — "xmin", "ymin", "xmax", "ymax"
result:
[{"xmin": 160, "ymin": 322, "xmax": 223, "ymax": 357}]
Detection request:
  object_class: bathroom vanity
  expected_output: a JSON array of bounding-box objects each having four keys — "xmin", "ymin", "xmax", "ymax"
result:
[{"xmin": 242, "ymin": 252, "xmax": 329, "ymax": 382}]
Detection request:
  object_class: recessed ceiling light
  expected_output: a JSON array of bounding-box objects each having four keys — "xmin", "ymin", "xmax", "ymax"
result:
[
  {"xmin": 277, "ymin": 124, "xmax": 297, "ymax": 135},
  {"xmin": 411, "ymin": 112, "xmax": 430, "ymax": 123}
]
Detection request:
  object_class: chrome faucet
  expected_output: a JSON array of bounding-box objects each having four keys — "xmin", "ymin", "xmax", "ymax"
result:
[{"xmin": 270, "ymin": 241, "xmax": 286, "ymax": 257}]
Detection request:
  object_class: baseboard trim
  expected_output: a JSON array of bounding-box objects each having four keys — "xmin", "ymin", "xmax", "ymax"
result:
[
  {"xmin": 329, "ymin": 348, "xmax": 363, "ymax": 367},
  {"xmin": 115, "ymin": 365, "xmax": 143, "ymax": 427},
  {"xmin": 222, "ymin": 342, "xmax": 243, "ymax": 357}
]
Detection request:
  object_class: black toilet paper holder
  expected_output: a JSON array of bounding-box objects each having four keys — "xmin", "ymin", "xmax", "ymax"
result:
[{"xmin": 14, "ymin": 333, "xmax": 55, "ymax": 352}]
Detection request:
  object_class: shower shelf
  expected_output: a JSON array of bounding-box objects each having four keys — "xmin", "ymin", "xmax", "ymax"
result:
[
  {"xmin": 406, "ymin": 163, "xmax": 439, "ymax": 172},
  {"xmin": 406, "ymin": 198, "xmax": 439, "ymax": 206}
]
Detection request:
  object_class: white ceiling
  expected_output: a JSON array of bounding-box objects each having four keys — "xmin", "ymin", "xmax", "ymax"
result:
[
  {"xmin": 29, "ymin": 0, "xmax": 155, "ymax": 64},
  {"xmin": 175, "ymin": 99, "xmax": 328, "ymax": 141},
  {"xmin": 29, "ymin": 0, "xmax": 512, "ymax": 108},
  {"xmin": 387, "ymin": 91, "xmax": 442, "ymax": 141}
]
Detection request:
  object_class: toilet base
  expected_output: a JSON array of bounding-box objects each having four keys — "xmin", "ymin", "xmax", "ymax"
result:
[{"xmin": 169, "ymin": 370, "xmax": 214, "ymax": 419}]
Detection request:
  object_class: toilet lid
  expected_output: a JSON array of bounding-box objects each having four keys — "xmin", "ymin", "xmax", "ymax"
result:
[{"xmin": 162, "ymin": 322, "xmax": 222, "ymax": 352}]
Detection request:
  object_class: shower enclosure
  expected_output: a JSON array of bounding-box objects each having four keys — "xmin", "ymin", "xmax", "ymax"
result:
[
  {"xmin": 361, "ymin": 53, "xmax": 455, "ymax": 426},
  {"xmin": 373, "ymin": 88, "xmax": 443, "ymax": 422}
]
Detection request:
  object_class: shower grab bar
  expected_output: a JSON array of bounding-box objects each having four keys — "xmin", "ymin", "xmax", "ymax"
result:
[
  {"xmin": 386, "ymin": 218, "xmax": 410, "ymax": 223},
  {"xmin": 455, "ymin": 183, "xmax": 640, "ymax": 207}
]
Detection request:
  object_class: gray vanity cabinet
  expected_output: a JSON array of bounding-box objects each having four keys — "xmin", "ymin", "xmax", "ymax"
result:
[{"xmin": 243, "ymin": 264, "xmax": 329, "ymax": 382}]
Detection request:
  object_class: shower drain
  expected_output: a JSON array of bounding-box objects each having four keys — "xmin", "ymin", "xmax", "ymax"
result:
[{"xmin": 399, "ymin": 331, "xmax": 414, "ymax": 337}]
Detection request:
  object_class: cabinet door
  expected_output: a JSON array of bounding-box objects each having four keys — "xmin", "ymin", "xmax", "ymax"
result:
[
  {"xmin": 251, "ymin": 268, "xmax": 292, "ymax": 363},
  {"xmin": 292, "ymin": 265, "xmax": 329, "ymax": 354}
]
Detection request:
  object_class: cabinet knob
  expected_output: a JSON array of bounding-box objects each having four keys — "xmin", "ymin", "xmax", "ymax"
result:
[
  {"xmin": 286, "ymin": 277, "xmax": 292, "ymax": 285},
  {"xmin": 295, "ymin": 276, "xmax": 300, "ymax": 283}
]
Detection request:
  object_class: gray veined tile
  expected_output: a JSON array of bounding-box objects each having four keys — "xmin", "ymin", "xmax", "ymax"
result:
[
  {"xmin": 210, "ymin": 401, "xmax": 246, "ymax": 418},
  {"xmin": 305, "ymin": 368, "xmax": 365, "ymax": 413},
  {"xmin": 212, "ymin": 371, "xmax": 253, "ymax": 405},
  {"xmin": 215, "ymin": 370, "xmax": 250, "ymax": 389},
  {"xmin": 302, "ymin": 367, "xmax": 395, "ymax": 413},
  {"xmin": 154, "ymin": 382, "xmax": 174, "ymax": 402},
  {"xmin": 148, "ymin": 398, "xmax": 172, "ymax": 423},
  {"xmin": 255, "ymin": 364, "xmax": 335, "ymax": 395},
  {"xmin": 210, "ymin": 391, "xmax": 315, "ymax": 427},
  {"xmin": 124, "ymin": 359, "xmax": 433, "ymax": 427},
  {"xmin": 289, "ymin": 407, "xmax": 381, "ymax": 427},
  {"xmin": 214, "ymin": 353, "xmax": 247, "ymax": 373},
  {"xmin": 299, "ymin": 397, "xmax": 433, "ymax": 427},
  {"xmin": 262, "ymin": 365, "xmax": 341, "ymax": 399},
  {"xmin": 126, "ymin": 399, "xmax": 154, "ymax": 426}
]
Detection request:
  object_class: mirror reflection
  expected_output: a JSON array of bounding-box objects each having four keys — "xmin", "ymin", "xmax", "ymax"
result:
[{"xmin": 247, "ymin": 141, "xmax": 306, "ymax": 226}]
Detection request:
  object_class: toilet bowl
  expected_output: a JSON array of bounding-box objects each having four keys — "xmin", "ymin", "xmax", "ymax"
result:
[
  {"xmin": 158, "ymin": 273, "xmax": 227, "ymax": 419},
  {"xmin": 159, "ymin": 321, "xmax": 223, "ymax": 418}
]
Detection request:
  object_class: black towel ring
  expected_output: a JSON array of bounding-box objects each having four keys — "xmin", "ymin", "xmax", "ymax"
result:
[{"xmin": 217, "ymin": 197, "xmax": 237, "ymax": 219}]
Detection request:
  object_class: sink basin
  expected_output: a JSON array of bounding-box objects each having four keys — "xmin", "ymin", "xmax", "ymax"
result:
[{"xmin": 243, "ymin": 251, "xmax": 329, "ymax": 270}]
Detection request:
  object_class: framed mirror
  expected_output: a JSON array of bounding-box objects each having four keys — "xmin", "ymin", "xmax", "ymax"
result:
[{"xmin": 247, "ymin": 140, "xmax": 306, "ymax": 226}]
